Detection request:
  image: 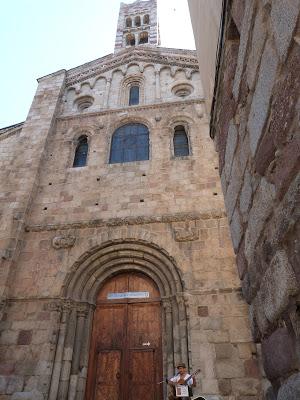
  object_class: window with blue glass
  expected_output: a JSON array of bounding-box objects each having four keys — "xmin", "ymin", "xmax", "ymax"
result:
[
  {"xmin": 110, "ymin": 123, "xmax": 149, "ymax": 164},
  {"xmin": 129, "ymin": 86, "xmax": 140, "ymax": 105},
  {"xmin": 174, "ymin": 126, "xmax": 189, "ymax": 157},
  {"xmin": 73, "ymin": 136, "xmax": 88, "ymax": 167}
]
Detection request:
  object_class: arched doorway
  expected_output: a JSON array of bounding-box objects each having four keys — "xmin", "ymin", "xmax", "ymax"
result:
[
  {"xmin": 48, "ymin": 240, "xmax": 189, "ymax": 400},
  {"xmin": 86, "ymin": 272, "xmax": 163, "ymax": 400}
]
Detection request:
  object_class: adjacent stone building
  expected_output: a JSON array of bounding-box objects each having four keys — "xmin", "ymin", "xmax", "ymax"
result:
[
  {"xmin": 0, "ymin": 1, "xmax": 263, "ymax": 399},
  {"xmin": 189, "ymin": 0, "xmax": 300, "ymax": 399}
]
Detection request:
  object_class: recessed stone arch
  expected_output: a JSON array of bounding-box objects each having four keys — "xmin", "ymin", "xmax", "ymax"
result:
[
  {"xmin": 48, "ymin": 239, "xmax": 190, "ymax": 400},
  {"xmin": 166, "ymin": 115, "xmax": 195, "ymax": 159},
  {"xmin": 119, "ymin": 74, "xmax": 145, "ymax": 106}
]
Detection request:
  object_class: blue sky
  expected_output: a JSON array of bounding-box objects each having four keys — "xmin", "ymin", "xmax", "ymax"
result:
[{"xmin": 0, "ymin": 0, "xmax": 195, "ymax": 128}]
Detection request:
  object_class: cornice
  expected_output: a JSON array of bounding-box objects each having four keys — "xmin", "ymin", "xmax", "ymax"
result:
[
  {"xmin": 66, "ymin": 47, "xmax": 199, "ymax": 87},
  {"xmin": 0, "ymin": 123, "xmax": 24, "ymax": 142},
  {"xmin": 57, "ymin": 98, "xmax": 205, "ymax": 122},
  {"xmin": 25, "ymin": 210, "xmax": 227, "ymax": 233}
]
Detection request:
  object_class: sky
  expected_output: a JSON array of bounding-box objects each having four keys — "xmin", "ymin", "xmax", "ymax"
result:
[{"xmin": 0, "ymin": 0, "xmax": 195, "ymax": 128}]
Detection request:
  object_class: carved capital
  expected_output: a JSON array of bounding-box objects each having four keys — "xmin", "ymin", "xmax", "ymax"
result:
[
  {"xmin": 62, "ymin": 299, "xmax": 75, "ymax": 312},
  {"xmin": 162, "ymin": 300, "xmax": 172, "ymax": 314},
  {"xmin": 0, "ymin": 297, "xmax": 7, "ymax": 312},
  {"xmin": 76, "ymin": 303, "xmax": 90, "ymax": 317},
  {"xmin": 52, "ymin": 235, "xmax": 76, "ymax": 249},
  {"xmin": 46, "ymin": 301, "xmax": 62, "ymax": 313}
]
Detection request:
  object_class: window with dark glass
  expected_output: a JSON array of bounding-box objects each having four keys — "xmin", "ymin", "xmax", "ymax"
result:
[
  {"xmin": 174, "ymin": 126, "xmax": 189, "ymax": 157},
  {"xmin": 126, "ymin": 17, "xmax": 132, "ymax": 27},
  {"xmin": 143, "ymin": 15, "xmax": 150, "ymax": 24},
  {"xmin": 135, "ymin": 16, "xmax": 141, "ymax": 26},
  {"xmin": 73, "ymin": 136, "xmax": 88, "ymax": 167},
  {"xmin": 110, "ymin": 123, "xmax": 149, "ymax": 164},
  {"xmin": 126, "ymin": 34, "xmax": 135, "ymax": 46},
  {"xmin": 139, "ymin": 32, "xmax": 148, "ymax": 44},
  {"xmin": 129, "ymin": 86, "xmax": 140, "ymax": 105}
]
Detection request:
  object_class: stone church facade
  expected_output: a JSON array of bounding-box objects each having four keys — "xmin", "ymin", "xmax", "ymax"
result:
[{"xmin": 0, "ymin": 1, "xmax": 262, "ymax": 399}]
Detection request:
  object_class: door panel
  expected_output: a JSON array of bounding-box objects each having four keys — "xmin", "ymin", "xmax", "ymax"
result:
[
  {"xmin": 128, "ymin": 303, "xmax": 161, "ymax": 348},
  {"xmin": 94, "ymin": 351, "xmax": 121, "ymax": 400},
  {"xmin": 86, "ymin": 304, "xmax": 126, "ymax": 400},
  {"xmin": 95, "ymin": 304, "xmax": 126, "ymax": 349},
  {"xmin": 129, "ymin": 350, "xmax": 156, "ymax": 400},
  {"xmin": 86, "ymin": 272, "xmax": 163, "ymax": 400}
]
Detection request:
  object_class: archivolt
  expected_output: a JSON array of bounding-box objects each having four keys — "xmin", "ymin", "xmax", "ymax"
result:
[{"xmin": 62, "ymin": 239, "xmax": 184, "ymax": 303}]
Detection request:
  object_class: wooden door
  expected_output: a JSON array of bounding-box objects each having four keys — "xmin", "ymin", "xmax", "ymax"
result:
[{"xmin": 86, "ymin": 272, "xmax": 163, "ymax": 400}]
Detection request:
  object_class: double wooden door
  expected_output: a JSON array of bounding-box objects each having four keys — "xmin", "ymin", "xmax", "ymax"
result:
[{"xmin": 86, "ymin": 272, "xmax": 163, "ymax": 400}]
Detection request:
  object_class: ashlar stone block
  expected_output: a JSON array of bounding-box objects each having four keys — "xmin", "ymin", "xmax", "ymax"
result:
[
  {"xmin": 261, "ymin": 250, "xmax": 299, "ymax": 323},
  {"xmin": 248, "ymin": 41, "xmax": 279, "ymax": 156},
  {"xmin": 11, "ymin": 389, "xmax": 44, "ymax": 400},
  {"xmin": 245, "ymin": 178, "xmax": 276, "ymax": 263},
  {"xmin": 233, "ymin": 0, "xmax": 256, "ymax": 100},
  {"xmin": 262, "ymin": 327, "xmax": 298, "ymax": 382},
  {"xmin": 277, "ymin": 373, "xmax": 300, "ymax": 400},
  {"xmin": 271, "ymin": 0, "xmax": 300, "ymax": 62},
  {"xmin": 246, "ymin": 7, "xmax": 267, "ymax": 90},
  {"xmin": 216, "ymin": 359, "xmax": 245, "ymax": 379}
]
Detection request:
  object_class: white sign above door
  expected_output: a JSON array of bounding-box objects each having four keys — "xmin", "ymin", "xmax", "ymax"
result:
[{"xmin": 107, "ymin": 291, "xmax": 150, "ymax": 300}]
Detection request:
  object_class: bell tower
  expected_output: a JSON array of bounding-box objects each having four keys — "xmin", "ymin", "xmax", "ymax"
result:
[{"xmin": 114, "ymin": 0, "xmax": 160, "ymax": 52}]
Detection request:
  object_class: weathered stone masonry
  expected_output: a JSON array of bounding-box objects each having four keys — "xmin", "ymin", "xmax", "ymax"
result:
[{"xmin": 210, "ymin": 0, "xmax": 300, "ymax": 398}]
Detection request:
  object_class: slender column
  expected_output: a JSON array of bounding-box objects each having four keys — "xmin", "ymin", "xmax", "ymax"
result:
[
  {"xmin": 104, "ymin": 77, "xmax": 112, "ymax": 108},
  {"xmin": 172, "ymin": 297, "xmax": 181, "ymax": 365},
  {"xmin": 58, "ymin": 307, "xmax": 77, "ymax": 399},
  {"xmin": 76, "ymin": 306, "xmax": 95, "ymax": 400},
  {"xmin": 163, "ymin": 300, "xmax": 174, "ymax": 378},
  {"xmin": 49, "ymin": 303, "xmax": 71, "ymax": 400},
  {"xmin": 177, "ymin": 295, "xmax": 189, "ymax": 366},
  {"xmin": 155, "ymin": 67, "xmax": 161, "ymax": 100},
  {"xmin": 68, "ymin": 305, "xmax": 88, "ymax": 400}
]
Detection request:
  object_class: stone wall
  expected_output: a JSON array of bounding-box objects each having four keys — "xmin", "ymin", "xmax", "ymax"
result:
[
  {"xmin": 0, "ymin": 71, "xmax": 66, "ymax": 321},
  {"xmin": 210, "ymin": 0, "xmax": 300, "ymax": 398}
]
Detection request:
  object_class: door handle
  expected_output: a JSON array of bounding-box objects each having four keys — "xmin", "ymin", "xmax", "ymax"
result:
[{"xmin": 116, "ymin": 372, "xmax": 121, "ymax": 380}]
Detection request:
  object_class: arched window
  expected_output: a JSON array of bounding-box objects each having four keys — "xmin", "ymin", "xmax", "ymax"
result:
[
  {"xmin": 139, "ymin": 32, "xmax": 149, "ymax": 45},
  {"xmin": 126, "ymin": 34, "xmax": 135, "ymax": 46},
  {"xmin": 129, "ymin": 86, "xmax": 140, "ymax": 106},
  {"xmin": 126, "ymin": 17, "xmax": 132, "ymax": 28},
  {"xmin": 73, "ymin": 136, "xmax": 88, "ymax": 167},
  {"xmin": 135, "ymin": 16, "xmax": 141, "ymax": 27},
  {"xmin": 110, "ymin": 123, "xmax": 149, "ymax": 164},
  {"xmin": 143, "ymin": 15, "xmax": 150, "ymax": 24},
  {"xmin": 173, "ymin": 126, "xmax": 189, "ymax": 157}
]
